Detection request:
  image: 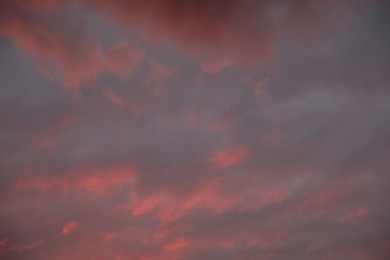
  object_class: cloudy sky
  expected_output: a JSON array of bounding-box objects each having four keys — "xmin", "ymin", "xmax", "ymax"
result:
[{"xmin": 0, "ymin": 0, "xmax": 389, "ymax": 259}]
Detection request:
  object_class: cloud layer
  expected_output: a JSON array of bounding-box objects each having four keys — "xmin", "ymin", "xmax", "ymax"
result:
[{"xmin": 1, "ymin": 0, "xmax": 390, "ymax": 259}]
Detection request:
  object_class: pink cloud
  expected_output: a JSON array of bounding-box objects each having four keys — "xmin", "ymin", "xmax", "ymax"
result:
[
  {"xmin": 199, "ymin": 58, "xmax": 232, "ymax": 74},
  {"xmin": 12, "ymin": 165, "xmax": 137, "ymax": 196},
  {"xmin": 60, "ymin": 221, "xmax": 78, "ymax": 236},
  {"xmin": 0, "ymin": 1, "xmax": 145, "ymax": 94},
  {"xmin": 13, "ymin": 176, "xmax": 69, "ymax": 194},
  {"xmin": 163, "ymin": 237, "xmax": 189, "ymax": 252},
  {"xmin": 33, "ymin": 137, "xmax": 57, "ymax": 150},
  {"xmin": 104, "ymin": 88, "xmax": 126, "ymax": 109},
  {"xmin": 288, "ymin": 187, "xmax": 356, "ymax": 220},
  {"xmin": 341, "ymin": 206, "xmax": 369, "ymax": 223},
  {"xmin": 17, "ymin": 239, "xmax": 46, "ymax": 252},
  {"xmin": 217, "ymin": 230, "xmax": 289, "ymax": 253},
  {"xmin": 126, "ymin": 178, "xmax": 232, "ymax": 222},
  {"xmin": 0, "ymin": 4, "xmax": 104, "ymax": 94},
  {"xmin": 292, "ymin": 189, "xmax": 354, "ymax": 210},
  {"xmin": 210, "ymin": 147, "xmax": 248, "ymax": 168},
  {"xmin": 125, "ymin": 175, "xmax": 291, "ymax": 225},
  {"xmin": 245, "ymin": 77, "xmax": 269, "ymax": 98},
  {"xmin": 130, "ymin": 194, "xmax": 172, "ymax": 217},
  {"xmin": 105, "ymin": 42, "xmax": 145, "ymax": 77}
]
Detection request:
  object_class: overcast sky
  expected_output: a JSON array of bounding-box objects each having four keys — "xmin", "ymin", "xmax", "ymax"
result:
[{"xmin": 1, "ymin": 0, "xmax": 389, "ymax": 259}]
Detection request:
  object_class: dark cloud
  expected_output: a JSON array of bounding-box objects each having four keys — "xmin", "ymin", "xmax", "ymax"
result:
[{"xmin": 85, "ymin": 0, "xmax": 355, "ymax": 63}]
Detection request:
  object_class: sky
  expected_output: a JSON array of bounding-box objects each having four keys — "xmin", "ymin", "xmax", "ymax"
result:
[{"xmin": 0, "ymin": 0, "xmax": 389, "ymax": 259}]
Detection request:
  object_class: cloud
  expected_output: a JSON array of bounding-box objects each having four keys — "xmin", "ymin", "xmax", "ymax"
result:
[
  {"xmin": 85, "ymin": 0, "xmax": 355, "ymax": 63},
  {"xmin": 0, "ymin": 0, "xmax": 103, "ymax": 93},
  {"xmin": 199, "ymin": 59, "xmax": 232, "ymax": 75},
  {"xmin": 163, "ymin": 237, "xmax": 189, "ymax": 252},
  {"xmin": 210, "ymin": 147, "xmax": 248, "ymax": 168},
  {"xmin": 1, "ymin": 0, "xmax": 384, "ymax": 98},
  {"xmin": 340, "ymin": 206, "xmax": 369, "ymax": 223},
  {"xmin": 0, "ymin": 1, "xmax": 145, "ymax": 94},
  {"xmin": 0, "ymin": 0, "xmax": 360, "ymax": 94},
  {"xmin": 105, "ymin": 42, "xmax": 145, "ymax": 77},
  {"xmin": 60, "ymin": 221, "xmax": 78, "ymax": 236},
  {"xmin": 12, "ymin": 165, "xmax": 137, "ymax": 196},
  {"xmin": 1, "ymin": 1, "xmax": 389, "ymax": 259},
  {"xmin": 33, "ymin": 137, "xmax": 57, "ymax": 150},
  {"xmin": 104, "ymin": 88, "xmax": 126, "ymax": 109}
]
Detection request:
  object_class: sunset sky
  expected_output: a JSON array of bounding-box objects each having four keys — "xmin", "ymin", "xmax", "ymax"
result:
[{"xmin": 0, "ymin": 0, "xmax": 389, "ymax": 259}]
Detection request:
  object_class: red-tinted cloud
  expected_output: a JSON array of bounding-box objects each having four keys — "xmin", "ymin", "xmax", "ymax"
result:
[
  {"xmin": 104, "ymin": 88, "xmax": 126, "ymax": 109},
  {"xmin": 85, "ymin": 0, "xmax": 354, "ymax": 63},
  {"xmin": 105, "ymin": 42, "xmax": 145, "ymax": 77},
  {"xmin": 60, "ymin": 221, "xmax": 78, "ymax": 236},
  {"xmin": 199, "ymin": 58, "xmax": 232, "ymax": 75},
  {"xmin": 0, "ymin": 1, "xmax": 145, "ymax": 94},
  {"xmin": 210, "ymin": 147, "xmax": 248, "ymax": 168},
  {"xmin": 1, "ymin": 0, "xmax": 389, "ymax": 259},
  {"xmin": 0, "ymin": 0, "xmax": 355, "ymax": 94},
  {"xmin": 13, "ymin": 165, "xmax": 137, "ymax": 196}
]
